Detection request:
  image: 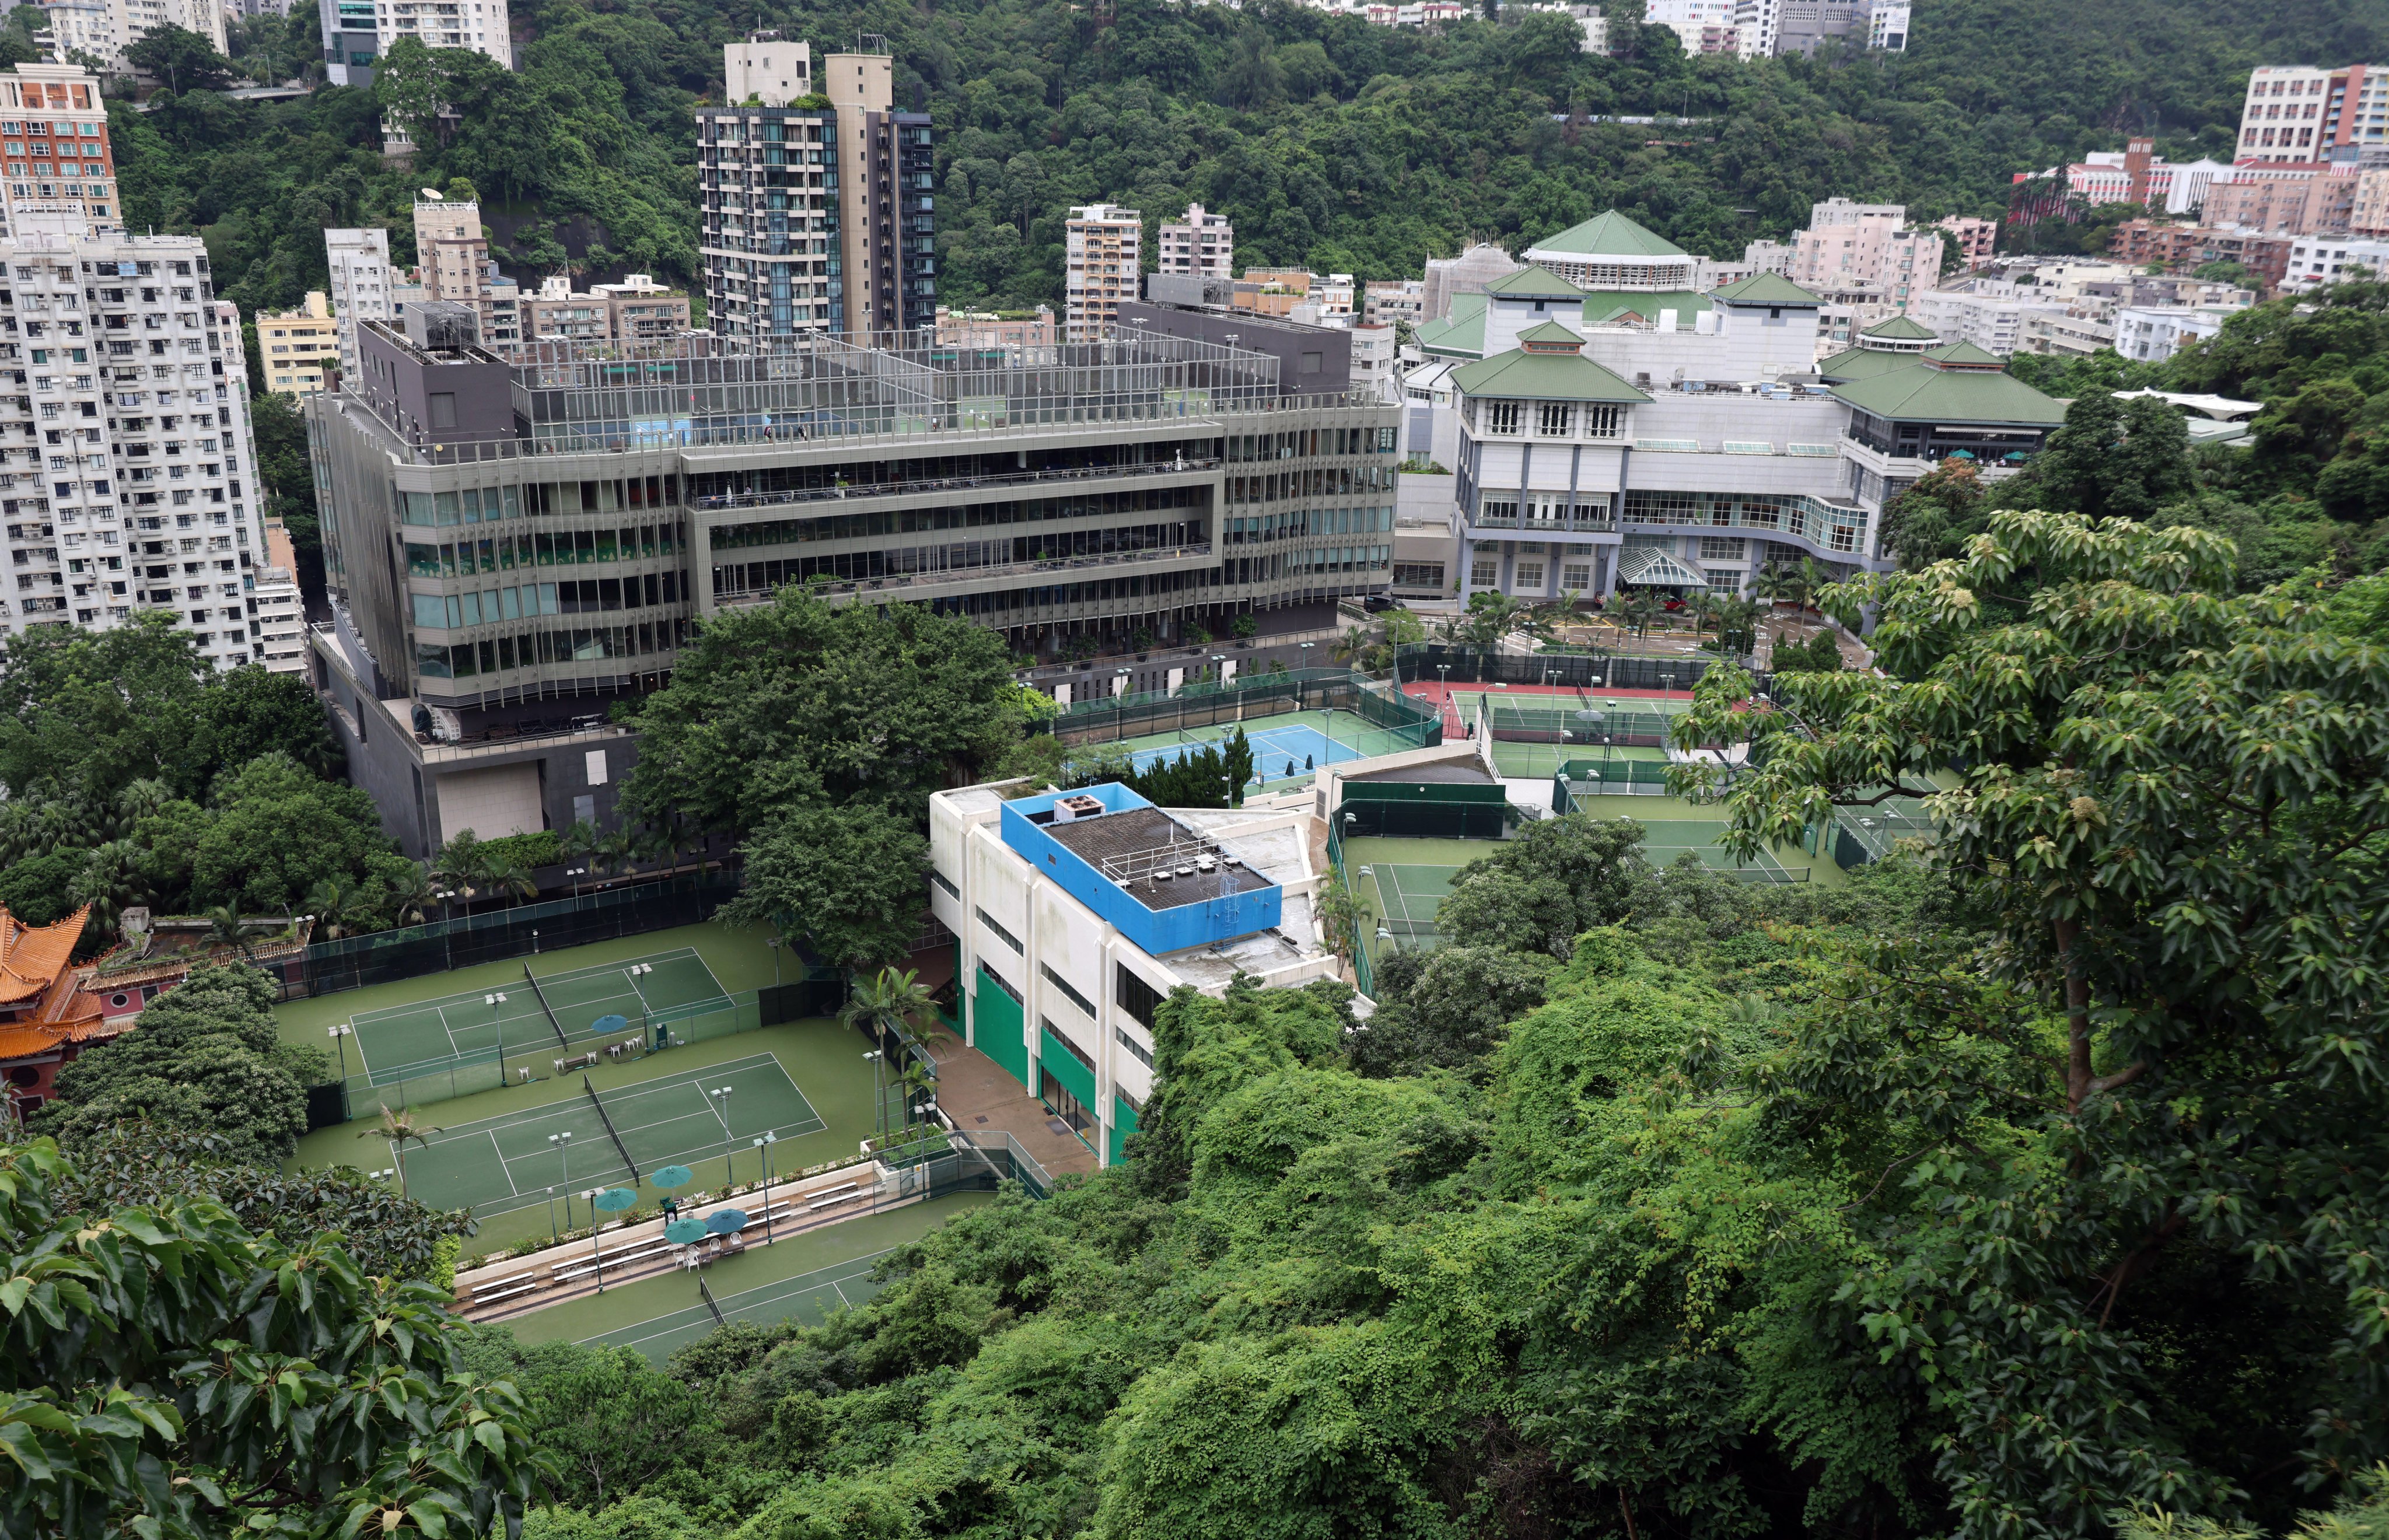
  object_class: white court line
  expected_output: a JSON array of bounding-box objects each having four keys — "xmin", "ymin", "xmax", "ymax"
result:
[{"xmin": 488, "ymin": 1129, "xmax": 520, "ymax": 1196}]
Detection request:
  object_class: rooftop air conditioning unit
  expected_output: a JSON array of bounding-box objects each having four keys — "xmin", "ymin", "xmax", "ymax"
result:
[{"xmin": 1053, "ymin": 793, "xmax": 1106, "ymax": 823}]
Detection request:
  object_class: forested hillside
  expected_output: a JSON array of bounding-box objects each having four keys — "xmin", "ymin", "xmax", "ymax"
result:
[{"xmin": 115, "ymin": 0, "xmax": 2389, "ymax": 324}]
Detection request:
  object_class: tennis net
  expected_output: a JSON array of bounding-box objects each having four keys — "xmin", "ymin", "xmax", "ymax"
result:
[
  {"xmin": 583, "ymin": 1073, "xmax": 641, "ymax": 1182},
  {"xmin": 698, "ymin": 1276, "xmax": 726, "ymax": 1325},
  {"xmin": 524, "ymin": 964, "xmax": 569, "ymax": 1046}
]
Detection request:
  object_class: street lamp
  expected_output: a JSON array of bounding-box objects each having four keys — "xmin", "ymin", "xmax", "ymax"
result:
[
  {"xmin": 753, "ymin": 1131, "xmax": 778, "ymax": 1241},
  {"xmin": 765, "ymin": 935, "xmax": 783, "ymax": 987},
  {"xmin": 864, "ymin": 1049, "xmax": 887, "ymax": 1146},
  {"xmin": 484, "ymin": 992, "xmax": 509, "ymax": 1085},
  {"xmin": 550, "ymin": 1130, "xmax": 572, "ymax": 1190},
  {"xmin": 710, "ymin": 1086, "xmax": 735, "ymax": 1181},
  {"xmin": 625, "ymin": 962, "xmax": 656, "ymax": 1030},
  {"xmin": 326, "ymin": 1023, "xmax": 353, "ymax": 1085},
  {"xmin": 566, "ymin": 864, "xmax": 587, "ymax": 899}
]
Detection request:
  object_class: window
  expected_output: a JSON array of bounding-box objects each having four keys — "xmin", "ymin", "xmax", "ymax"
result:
[
  {"xmin": 1697, "ymin": 536, "xmax": 1746, "ymax": 561},
  {"xmin": 1392, "ymin": 561, "xmax": 1445, "ymax": 589},
  {"xmin": 977, "ymin": 906, "xmax": 1022, "ymax": 954},
  {"xmin": 1042, "ymin": 1018, "xmax": 1098, "ymax": 1073},
  {"xmin": 1704, "ymin": 568, "xmax": 1744, "ymax": 590},
  {"xmin": 1537, "ymin": 401, "xmax": 1572, "ymax": 436},
  {"xmin": 1470, "ymin": 558, "xmax": 1498, "ymax": 587},
  {"xmin": 1115, "ymin": 965, "xmax": 1164, "ymax": 1029},
  {"xmin": 1562, "ymin": 562, "xmax": 1593, "ymax": 589},
  {"xmin": 1485, "ymin": 400, "xmax": 1521, "ymax": 435},
  {"xmin": 1115, "ymin": 1024, "xmax": 1155, "ymax": 1069},
  {"xmin": 979, "ymin": 962, "xmax": 1023, "ymax": 1005},
  {"xmin": 1043, "ymin": 963, "xmax": 1096, "ymax": 1019},
  {"xmin": 1515, "ymin": 561, "xmax": 1545, "ymax": 589},
  {"xmin": 1585, "ymin": 404, "xmax": 1623, "ymax": 438},
  {"xmin": 428, "ymin": 392, "xmax": 457, "ymax": 429}
]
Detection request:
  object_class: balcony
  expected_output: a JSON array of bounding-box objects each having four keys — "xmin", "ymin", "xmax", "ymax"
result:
[
  {"xmin": 695, "ymin": 455, "xmax": 1220, "ymax": 516},
  {"xmin": 716, "ymin": 541, "xmax": 1215, "ymax": 607}
]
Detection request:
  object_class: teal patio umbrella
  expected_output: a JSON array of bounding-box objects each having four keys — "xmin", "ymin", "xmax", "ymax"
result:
[{"xmin": 589, "ymin": 1187, "xmax": 639, "ymax": 1293}]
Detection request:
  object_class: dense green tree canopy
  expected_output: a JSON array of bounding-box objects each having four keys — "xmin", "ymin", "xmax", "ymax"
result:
[
  {"xmin": 0, "ymin": 1138, "xmax": 551, "ymax": 1539},
  {"xmin": 40, "ymin": 964, "xmax": 328, "ymax": 1164}
]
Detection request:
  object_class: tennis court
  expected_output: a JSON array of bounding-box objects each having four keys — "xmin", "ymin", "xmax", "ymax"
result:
[
  {"xmin": 1491, "ymin": 740, "xmax": 1671, "ymax": 779},
  {"xmin": 1456, "ymin": 691, "xmax": 1690, "ymax": 743},
  {"xmin": 344, "ymin": 947, "xmax": 729, "ymax": 1084},
  {"xmin": 579, "ymin": 1250, "xmax": 894, "ymax": 1362},
  {"xmin": 380, "ymin": 1052, "xmax": 826, "ymax": 1217},
  {"xmin": 1120, "ymin": 708, "xmax": 1422, "ymax": 790}
]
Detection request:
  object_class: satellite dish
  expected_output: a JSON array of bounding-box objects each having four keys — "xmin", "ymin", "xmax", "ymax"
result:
[{"xmin": 420, "ymin": 188, "xmax": 444, "ymax": 200}]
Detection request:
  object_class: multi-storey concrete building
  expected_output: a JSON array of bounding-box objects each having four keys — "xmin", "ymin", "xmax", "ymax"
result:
[
  {"xmin": 520, "ymin": 274, "xmax": 691, "ymax": 346},
  {"xmin": 929, "ymin": 776, "xmax": 1342, "ymax": 1169},
  {"xmin": 317, "ymin": 0, "xmax": 509, "ymax": 87},
  {"xmin": 324, "ymin": 226, "xmax": 391, "ymax": 384},
  {"xmin": 2236, "ymin": 65, "xmax": 2389, "ymax": 166},
  {"xmin": 302, "ymin": 322, "xmax": 1395, "ymax": 855},
  {"xmin": 1156, "ymin": 202, "xmax": 1231, "ymax": 280},
  {"xmin": 257, "ymin": 291, "xmax": 337, "ymax": 397},
  {"xmin": 2203, "ymin": 166, "xmax": 2359, "ymax": 235},
  {"xmin": 0, "ymin": 65, "xmax": 116, "ymax": 242},
  {"xmin": 40, "ymin": 0, "xmax": 223, "ymax": 73},
  {"xmin": 1393, "ymin": 214, "xmax": 2066, "ymax": 606},
  {"xmin": 250, "ymin": 515, "xmax": 305, "ymax": 671},
  {"xmin": 696, "ymin": 34, "xmax": 934, "ymax": 344},
  {"xmin": 1065, "ymin": 203, "xmax": 1140, "ymax": 342},
  {"xmin": 413, "ymin": 195, "xmax": 519, "ymax": 345},
  {"xmin": 1789, "ymin": 198, "xmax": 1941, "ymax": 312},
  {"xmin": 0, "ymin": 229, "xmax": 269, "ymax": 671},
  {"xmin": 2283, "ymin": 233, "xmax": 2389, "ymax": 290}
]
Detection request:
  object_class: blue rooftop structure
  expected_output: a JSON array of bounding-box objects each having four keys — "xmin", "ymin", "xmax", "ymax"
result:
[{"xmin": 999, "ymin": 783, "xmax": 1283, "ymax": 956}]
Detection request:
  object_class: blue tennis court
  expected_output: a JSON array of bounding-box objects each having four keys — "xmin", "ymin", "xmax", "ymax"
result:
[{"xmin": 1124, "ymin": 708, "xmax": 1418, "ymax": 790}]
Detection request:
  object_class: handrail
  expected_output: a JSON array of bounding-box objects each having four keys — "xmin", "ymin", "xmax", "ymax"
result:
[
  {"xmin": 716, "ymin": 542, "xmax": 1215, "ymax": 606},
  {"xmin": 696, "ymin": 456, "xmax": 1220, "ymax": 515}
]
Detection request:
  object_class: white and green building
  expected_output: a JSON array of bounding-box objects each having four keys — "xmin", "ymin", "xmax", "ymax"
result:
[{"xmin": 1411, "ymin": 211, "xmax": 2068, "ymax": 604}]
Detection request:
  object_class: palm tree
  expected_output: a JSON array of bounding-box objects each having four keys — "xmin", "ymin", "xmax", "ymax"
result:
[
  {"xmin": 1464, "ymin": 592, "xmax": 1528, "ymax": 649},
  {"xmin": 1711, "ymin": 593, "xmax": 1763, "ymax": 661},
  {"xmin": 841, "ymin": 966, "xmax": 937, "ymax": 1046},
  {"xmin": 387, "ymin": 864, "xmax": 436, "ymax": 929},
  {"xmin": 71, "ymin": 842, "xmax": 146, "ymax": 942},
  {"xmin": 201, "ymin": 904, "xmax": 253, "ymax": 958},
  {"xmin": 559, "ymin": 820, "xmax": 601, "ymax": 898},
  {"xmin": 303, "ymin": 875, "xmax": 365, "ymax": 940},
  {"xmin": 1619, "ymin": 587, "xmax": 1664, "ymax": 640},
  {"xmin": 483, "ymin": 859, "xmax": 539, "ymax": 907},
  {"xmin": 356, "ymin": 1104, "xmax": 443, "ymax": 1199},
  {"xmin": 1750, "ymin": 562, "xmax": 1808, "ymax": 643},
  {"xmin": 110, "ymin": 778, "xmax": 173, "ymax": 841},
  {"xmin": 593, "ymin": 827, "xmax": 636, "ymax": 881},
  {"xmin": 1796, "ymin": 556, "xmax": 1834, "ymax": 628}
]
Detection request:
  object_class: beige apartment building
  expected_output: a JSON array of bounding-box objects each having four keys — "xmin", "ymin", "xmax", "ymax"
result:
[
  {"xmin": 1156, "ymin": 202, "xmax": 1232, "ymax": 279},
  {"xmin": 1064, "ymin": 202, "xmax": 1140, "ymax": 341},
  {"xmin": 520, "ymin": 275, "xmax": 692, "ymax": 346},
  {"xmin": 258, "ymin": 292, "xmax": 337, "ymax": 396}
]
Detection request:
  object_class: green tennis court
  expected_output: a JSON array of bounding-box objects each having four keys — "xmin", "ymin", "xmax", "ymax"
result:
[
  {"xmin": 345, "ymin": 947, "xmax": 729, "ymax": 1083},
  {"xmin": 1457, "ymin": 691, "xmax": 1690, "ymax": 743},
  {"xmin": 377, "ymin": 1052, "xmax": 825, "ymax": 1217},
  {"xmin": 1615, "ymin": 814, "xmax": 1796, "ymax": 880},
  {"xmin": 1490, "ymin": 740, "xmax": 1671, "ymax": 779},
  {"xmin": 579, "ymin": 1250, "xmax": 894, "ymax": 1362}
]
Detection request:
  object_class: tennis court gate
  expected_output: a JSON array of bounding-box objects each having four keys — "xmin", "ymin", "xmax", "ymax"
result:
[{"xmin": 1048, "ymin": 667, "xmax": 1442, "ymax": 750}]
